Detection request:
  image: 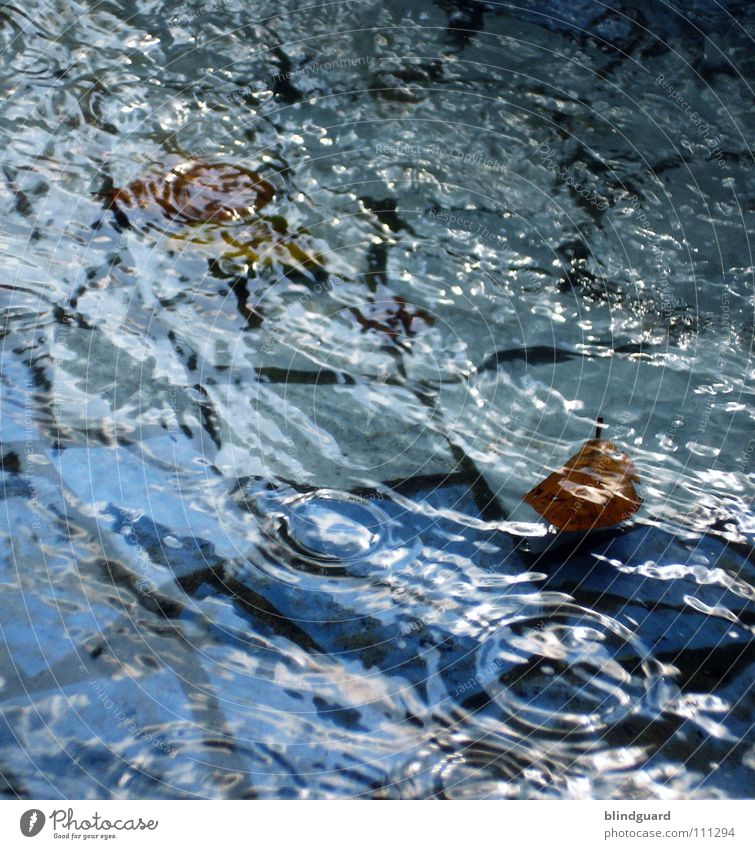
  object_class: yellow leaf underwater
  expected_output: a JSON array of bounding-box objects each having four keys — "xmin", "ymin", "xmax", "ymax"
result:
[{"xmin": 217, "ymin": 218, "xmax": 326, "ymax": 274}]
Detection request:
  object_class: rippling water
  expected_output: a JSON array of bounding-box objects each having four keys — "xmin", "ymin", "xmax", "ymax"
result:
[{"xmin": 0, "ymin": 0, "xmax": 753, "ymax": 799}]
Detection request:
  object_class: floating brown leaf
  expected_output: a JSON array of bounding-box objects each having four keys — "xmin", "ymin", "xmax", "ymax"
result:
[{"xmin": 523, "ymin": 429, "xmax": 642, "ymax": 532}]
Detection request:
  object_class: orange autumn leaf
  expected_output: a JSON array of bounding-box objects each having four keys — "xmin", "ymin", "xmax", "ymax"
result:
[{"xmin": 523, "ymin": 436, "xmax": 642, "ymax": 532}]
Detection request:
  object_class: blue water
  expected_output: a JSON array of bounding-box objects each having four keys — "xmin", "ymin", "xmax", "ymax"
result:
[{"xmin": 0, "ymin": 0, "xmax": 753, "ymax": 799}]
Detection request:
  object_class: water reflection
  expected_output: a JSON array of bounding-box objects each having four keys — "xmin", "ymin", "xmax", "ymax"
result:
[{"xmin": 0, "ymin": 0, "xmax": 752, "ymax": 800}]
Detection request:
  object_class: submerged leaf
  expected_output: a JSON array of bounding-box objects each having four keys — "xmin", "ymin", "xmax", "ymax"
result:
[
  {"xmin": 103, "ymin": 158, "xmax": 329, "ymax": 277},
  {"xmin": 217, "ymin": 219, "xmax": 326, "ymax": 275},
  {"xmin": 349, "ymin": 295, "xmax": 434, "ymax": 342},
  {"xmin": 107, "ymin": 159, "xmax": 275, "ymax": 225},
  {"xmin": 523, "ymin": 437, "xmax": 642, "ymax": 532}
]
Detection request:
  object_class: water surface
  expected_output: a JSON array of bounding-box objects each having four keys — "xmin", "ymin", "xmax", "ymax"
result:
[{"xmin": 0, "ymin": 0, "xmax": 753, "ymax": 799}]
